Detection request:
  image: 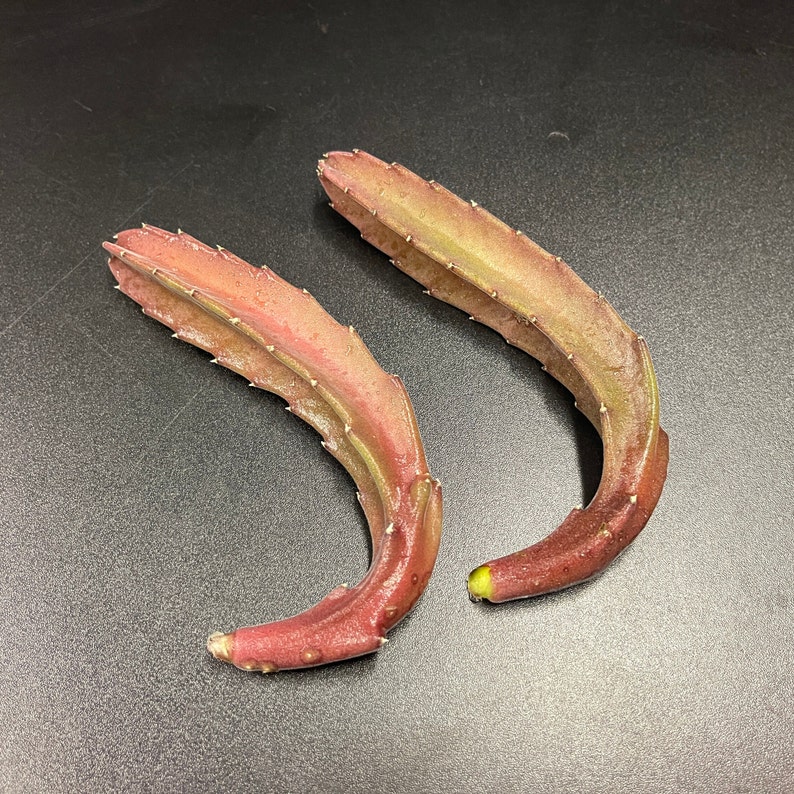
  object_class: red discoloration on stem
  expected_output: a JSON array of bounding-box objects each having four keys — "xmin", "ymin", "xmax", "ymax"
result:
[
  {"xmin": 318, "ymin": 151, "xmax": 668, "ymax": 602},
  {"xmin": 104, "ymin": 226, "xmax": 441, "ymax": 669}
]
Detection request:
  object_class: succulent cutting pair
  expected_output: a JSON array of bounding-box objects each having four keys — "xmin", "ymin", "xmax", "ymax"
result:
[{"xmin": 105, "ymin": 151, "xmax": 668, "ymax": 673}]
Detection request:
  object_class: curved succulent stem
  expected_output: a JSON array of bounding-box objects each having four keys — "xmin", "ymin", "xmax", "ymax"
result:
[
  {"xmin": 104, "ymin": 225, "xmax": 442, "ymax": 669},
  {"xmin": 318, "ymin": 151, "xmax": 668, "ymax": 602}
]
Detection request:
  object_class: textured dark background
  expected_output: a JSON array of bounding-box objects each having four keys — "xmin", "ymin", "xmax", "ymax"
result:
[{"xmin": 2, "ymin": 1, "xmax": 792, "ymax": 792}]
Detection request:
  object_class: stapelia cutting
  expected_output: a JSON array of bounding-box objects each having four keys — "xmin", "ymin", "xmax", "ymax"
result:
[
  {"xmin": 318, "ymin": 151, "xmax": 668, "ymax": 603},
  {"xmin": 104, "ymin": 226, "xmax": 442, "ymax": 671}
]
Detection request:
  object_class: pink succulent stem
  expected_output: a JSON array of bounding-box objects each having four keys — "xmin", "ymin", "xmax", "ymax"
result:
[{"xmin": 105, "ymin": 225, "xmax": 441, "ymax": 670}]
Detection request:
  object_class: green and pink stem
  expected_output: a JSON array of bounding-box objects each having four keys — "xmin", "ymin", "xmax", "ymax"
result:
[{"xmin": 318, "ymin": 150, "xmax": 668, "ymax": 603}]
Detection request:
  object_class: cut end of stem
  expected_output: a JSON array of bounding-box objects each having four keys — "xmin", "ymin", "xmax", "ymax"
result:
[
  {"xmin": 467, "ymin": 565, "xmax": 494, "ymax": 602},
  {"xmin": 207, "ymin": 631, "xmax": 233, "ymax": 663}
]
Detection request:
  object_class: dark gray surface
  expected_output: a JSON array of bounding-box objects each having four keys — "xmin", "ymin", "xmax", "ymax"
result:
[{"xmin": 2, "ymin": 1, "xmax": 792, "ymax": 792}]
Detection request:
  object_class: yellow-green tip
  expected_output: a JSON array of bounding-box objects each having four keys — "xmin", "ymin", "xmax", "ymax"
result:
[
  {"xmin": 467, "ymin": 565, "xmax": 494, "ymax": 601},
  {"xmin": 207, "ymin": 631, "xmax": 233, "ymax": 663}
]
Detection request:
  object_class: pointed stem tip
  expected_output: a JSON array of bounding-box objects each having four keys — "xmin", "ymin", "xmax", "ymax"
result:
[
  {"xmin": 467, "ymin": 564, "xmax": 494, "ymax": 602},
  {"xmin": 207, "ymin": 631, "xmax": 233, "ymax": 663}
]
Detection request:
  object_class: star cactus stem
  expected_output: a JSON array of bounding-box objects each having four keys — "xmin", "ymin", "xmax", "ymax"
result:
[
  {"xmin": 318, "ymin": 150, "xmax": 669, "ymax": 603},
  {"xmin": 103, "ymin": 225, "xmax": 442, "ymax": 671}
]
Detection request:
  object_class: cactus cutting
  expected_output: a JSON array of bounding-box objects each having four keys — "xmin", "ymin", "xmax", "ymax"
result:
[
  {"xmin": 104, "ymin": 225, "xmax": 442, "ymax": 671},
  {"xmin": 318, "ymin": 150, "xmax": 668, "ymax": 603}
]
